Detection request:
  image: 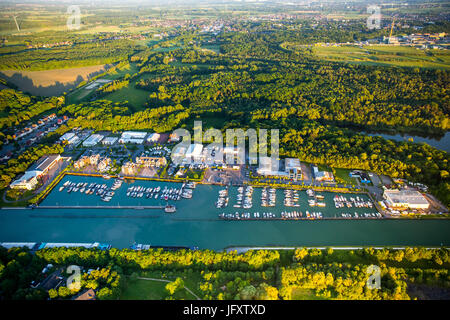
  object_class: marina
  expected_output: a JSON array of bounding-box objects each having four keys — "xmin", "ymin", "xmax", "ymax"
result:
[{"xmin": 0, "ymin": 175, "xmax": 449, "ymax": 250}]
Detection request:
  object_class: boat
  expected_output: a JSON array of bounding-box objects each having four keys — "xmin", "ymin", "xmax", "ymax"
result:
[
  {"xmin": 165, "ymin": 205, "xmax": 176, "ymax": 213},
  {"xmin": 102, "ymin": 174, "xmax": 111, "ymax": 179}
]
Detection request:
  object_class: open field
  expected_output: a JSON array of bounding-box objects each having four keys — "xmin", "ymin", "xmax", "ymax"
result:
[
  {"xmin": 120, "ymin": 278, "xmax": 198, "ymax": 300},
  {"xmin": 0, "ymin": 64, "xmax": 109, "ymax": 96},
  {"xmin": 313, "ymin": 45, "xmax": 450, "ymax": 69}
]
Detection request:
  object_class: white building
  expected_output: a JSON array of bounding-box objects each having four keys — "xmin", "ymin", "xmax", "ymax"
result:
[
  {"xmin": 119, "ymin": 131, "xmax": 147, "ymax": 144},
  {"xmin": 59, "ymin": 132, "xmax": 80, "ymax": 145},
  {"xmin": 83, "ymin": 134, "xmax": 104, "ymax": 147},
  {"xmin": 101, "ymin": 137, "xmax": 118, "ymax": 145},
  {"xmin": 10, "ymin": 171, "xmax": 39, "ymax": 190},
  {"xmin": 383, "ymin": 189, "xmax": 430, "ymax": 210},
  {"xmin": 10, "ymin": 154, "xmax": 62, "ymax": 190},
  {"xmin": 285, "ymin": 158, "xmax": 302, "ymax": 181},
  {"xmin": 257, "ymin": 156, "xmax": 286, "ymax": 176}
]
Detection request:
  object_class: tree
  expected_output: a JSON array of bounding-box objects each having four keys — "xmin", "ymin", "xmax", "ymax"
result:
[{"xmin": 165, "ymin": 277, "xmax": 184, "ymax": 295}]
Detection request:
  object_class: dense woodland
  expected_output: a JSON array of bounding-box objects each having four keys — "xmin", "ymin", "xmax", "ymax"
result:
[{"xmin": 0, "ymin": 246, "xmax": 448, "ymax": 300}]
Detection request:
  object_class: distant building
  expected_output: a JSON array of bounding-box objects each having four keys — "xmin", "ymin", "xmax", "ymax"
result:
[
  {"xmin": 285, "ymin": 158, "xmax": 302, "ymax": 181},
  {"xmin": 383, "ymin": 189, "xmax": 430, "ymax": 210},
  {"xmin": 119, "ymin": 131, "xmax": 147, "ymax": 144},
  {"xmin": 101, "ymin": 137, "xmax": 118, "ymax": 145},
  {"xmin": 83, "ymin": 134, "xmax": 104, "ymax": 147},
  {"xmin": 10, "ymin": 154, "xmax": 62, "ymax": 190}
]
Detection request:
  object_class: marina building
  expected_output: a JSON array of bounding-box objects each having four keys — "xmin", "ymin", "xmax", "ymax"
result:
[
  {"xmin": 101, "ymin": 137, "xmax": 118, "ymax": 145},
  {"xmin": 136, "ymin": 155, "xmax": 167, "ymax": 167},
  {"xmin": 285, "ymin": 158, "xmax": 302, "ymax": 181},
  {"xmin": 383, "ymin": 189, "xmax": 430, "ymax": 210},
  {"xmin": 97, "ymin": 157, "xmax": 111, "ymax": 172},
  {"xmin": 119, "ymin": 131, "xmax": 147, "ymax": 144},
  {"xmin": 83, "ymin": 134, "xmax": 104, "ymax": 147},
  {"xmin": 257, "ymin": 156, "xmax": 286, "ymax": 176},
  {"xmin": 312, "ymin": 165, "xmax": 334, "ymax": 182},
  {"xmin": 10, "ymin": 154, "xmax": 62, "ymax": 190}
]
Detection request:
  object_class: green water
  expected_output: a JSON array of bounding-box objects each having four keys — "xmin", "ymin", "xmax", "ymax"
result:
[{"xmin": 0, "ymin": 175, "xmax": 449, "ymax": 250}]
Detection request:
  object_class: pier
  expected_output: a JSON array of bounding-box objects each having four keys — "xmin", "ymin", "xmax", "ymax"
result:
[{"xmin": 37, "ymin": 205, "xmax": 166, "ymax": 210}]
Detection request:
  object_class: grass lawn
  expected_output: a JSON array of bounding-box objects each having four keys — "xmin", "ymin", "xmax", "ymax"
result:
[
  {"xmin": 333, "ymin": 168, "xmax": 358, "ymax": 185},
  {"xmin": 291, "ymin": 288, "xmax": 328, "ymax": 300},
  {"xmin": 312, "ymin": 45, "xmax": 450, "ymax": 69},
  {"xmin": 121, "ymin": 278, "xmax": 199, "ymax": 300}
]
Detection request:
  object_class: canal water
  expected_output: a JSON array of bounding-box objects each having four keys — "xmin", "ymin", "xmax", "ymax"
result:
[
  {"xmin": 0, "ymin": 175, "xmax": 449, "ymax": 250},
  {"xmin": 365, "ymin": 132, "xmax": 450, "ymax": 153}
]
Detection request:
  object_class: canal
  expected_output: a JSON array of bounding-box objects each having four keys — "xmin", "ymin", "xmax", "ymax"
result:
[{"xmin": 0, "ymin": 175, "xmax": 449, "ymax": 250}]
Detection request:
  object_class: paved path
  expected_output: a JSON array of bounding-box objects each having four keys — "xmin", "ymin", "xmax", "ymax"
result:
[{"xmin": 137, "ymin": 277, "xmax": 201, "ymax": 300}]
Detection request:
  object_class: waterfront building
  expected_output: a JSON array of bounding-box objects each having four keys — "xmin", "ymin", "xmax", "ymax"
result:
[
  {"xmin": 136, "ymin": 155, "xmax": 167, "ymax": 167},
  {"xmin": 383, "ymin": 189, "xmax": 430, "ymax": 210},
  {"xmin": 350, "ymin": 171, "xmax": 371, "ymax": 184},
  {"xmin": 312, "ymin": 165, "xmax": 334, "ymax": 182},
  {"xmin": 83, "ymin": 134, "xmax": 104, "ymax": 147},
  {"xmin": 101, "ymin": 137, "xmax": 118, "ymax": 145},
  {"xmin": 257, "ymin": 156, "xmax": 287, "ymax": 176},
  {"xmin": 285, "ymin": 158, "xmax": 302, "ymax": 181},
  {"xmin": 10, "ymin": 154, "xmax": 62, "ymax": 190},
  {"xmin": 10, "ymin": 171, "xmax": 39, "ymax": 190},
  {"xmin": 97, "ymin": 157, "xmax": 111, "ymax": 172},
  {"xmin": 119, "ymin": 131, "xmax": 147, "ymax": 144}
]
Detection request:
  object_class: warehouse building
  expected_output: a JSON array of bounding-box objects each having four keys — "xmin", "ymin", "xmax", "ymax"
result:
[
  {"xmin": 119, "ymin": 131, "xmax": 147, "ymax": 144},
  {"xmin": 101, "ymin": 137, "xmax": 118, "ymax": 145},
  {"xmin": 10, "ymin": 154, "xmax": 62, "ymax": 190},
  {"xmin": 383, "ymin": 189, "xmax": 430, "ymax": 210},
  {"xmin": 82, "ymin": 134, "xmax": 104, "ymax": 147}
]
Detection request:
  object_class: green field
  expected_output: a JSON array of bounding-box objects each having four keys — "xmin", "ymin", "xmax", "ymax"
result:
[
  {"xmin": 333, "ymin": 168, "xmax": 359, "ymax": 185},
  {"xmin": 313, "ymin": 45, "xmax": 450, "ymax": 69},
  {"xmin": 120, "ymin": 278, "xmax": 198, "ymax": 300}
]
